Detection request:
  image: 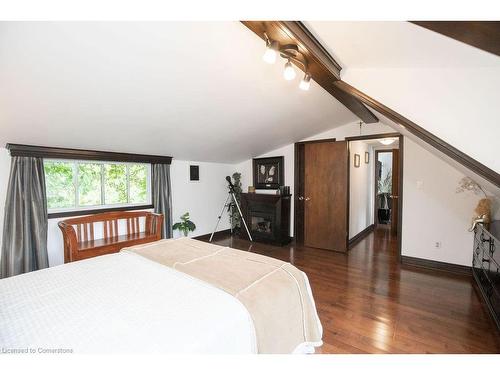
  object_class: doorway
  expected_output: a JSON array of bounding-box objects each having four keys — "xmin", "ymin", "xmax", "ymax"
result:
[
  {"xmin": 294, "ymin": 133, "xmax": 403, "ymax": 257},
  {"xmin": 375, "ymin": 149, "xmax": 400, "ymax": 236},
  {"xmin": 346, "ymin": 133, "xmax": 403, "ymax": 256}
]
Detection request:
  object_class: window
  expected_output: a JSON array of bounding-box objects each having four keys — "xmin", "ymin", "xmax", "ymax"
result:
[{"xmin": 44, "ymin": 160, "xmax": 151, "ymax": 214}]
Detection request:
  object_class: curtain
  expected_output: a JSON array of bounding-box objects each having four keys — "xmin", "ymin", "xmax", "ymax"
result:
[
  {"xmin": 1, "ymin": 157, "xmax": 48, "ymax": 278},
  {"xmin": 152, "ymin": 163, "xmax": 173, "ymax": 239}
]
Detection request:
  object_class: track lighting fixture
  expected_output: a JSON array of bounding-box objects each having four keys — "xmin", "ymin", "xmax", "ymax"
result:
[
  {"xmin": 262, "ymin": 33, "xmax": 311, "ymax": 91},
  {"xmin": 299, "ymin": 73, "xmax": 311, "ymax": 91}
]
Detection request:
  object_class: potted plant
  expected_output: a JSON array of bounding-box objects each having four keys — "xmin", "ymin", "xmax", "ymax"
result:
[
  {"xmin": 228, "ymin": 172, "xmax": 243, "ymax": 234},
  {"xmin": 173, "ymin": 212, "xmax": 196, "ymax": 237},
  {"xmin": 377, "ymin": 170, "xmax": 392, "ymax": 224}
]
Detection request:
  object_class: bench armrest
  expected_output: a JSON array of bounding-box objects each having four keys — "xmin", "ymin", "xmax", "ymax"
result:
[
  {"xmin": 58, "ymin": 221, "xmax": 78, "ymax": 263},
  {"xmin": 147, "ymin": 213, "xmax": 164, "ymax": 239}
]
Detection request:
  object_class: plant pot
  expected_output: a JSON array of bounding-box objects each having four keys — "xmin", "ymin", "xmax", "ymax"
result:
[{"xmin": 378, "ymin": 208, "xmax": 391, "ymax": 224}]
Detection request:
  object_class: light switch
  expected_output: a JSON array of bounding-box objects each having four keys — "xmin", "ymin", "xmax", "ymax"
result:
[{"xmin": 416, "ymin": 180, "xmax": 424, "ymax": 190}]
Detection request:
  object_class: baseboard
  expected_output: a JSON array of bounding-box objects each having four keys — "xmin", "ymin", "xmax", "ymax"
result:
[
  {"xmin": 348, "ymin": 224, "xmax": 375, "ymax": 249},
  {"xmin": 401, "ymin": 255, "xmax": 471, "ymax": 276},
  {"xmin": 193, "ymin": 229, "xmax": 232, "ymax": 241}
]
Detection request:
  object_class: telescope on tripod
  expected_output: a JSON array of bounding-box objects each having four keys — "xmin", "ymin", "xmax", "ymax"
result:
[{"xmin": 209, "ymin": 176, "xmax": 253, "ymax": 242}]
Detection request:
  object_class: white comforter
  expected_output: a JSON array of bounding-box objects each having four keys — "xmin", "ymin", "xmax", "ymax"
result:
[{"xmin": 0, "ymin": 251, "xmax": 257, "ymax": 354}]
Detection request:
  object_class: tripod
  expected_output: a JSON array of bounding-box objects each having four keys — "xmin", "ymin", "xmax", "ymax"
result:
[{"xmin": 209, "ymin": 176, "xmax": 253, "ymax": 242}]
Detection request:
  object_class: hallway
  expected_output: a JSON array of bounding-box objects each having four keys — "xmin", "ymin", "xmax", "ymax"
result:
[{"xmin": 206, "ymin": 227, "xmax": 500, "ymax": 353}]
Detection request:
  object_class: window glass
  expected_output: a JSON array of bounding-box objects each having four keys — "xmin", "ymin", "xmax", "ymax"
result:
[
  {"xmin": 129, "ymin": 164, "xmax": 148, "ymax": 204},
  {"xmin": 104, "ymin": 164, "xmax": 127, "ymax": 205},
  {"xmin": 78, "ymin": 163, "xmax": 102, "ymax": 206},
  {"xmin": 44, "ymin": 161, "xmax": 75, "ymax": 209},
  {"xmin": 44, "ymin": 160, "xmax": 151, "ymax": 212}
]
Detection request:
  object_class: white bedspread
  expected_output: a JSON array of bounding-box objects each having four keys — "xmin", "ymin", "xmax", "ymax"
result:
[{"xmin": 0, "ymin": 251, "xmax": 257, "ymax": 354}]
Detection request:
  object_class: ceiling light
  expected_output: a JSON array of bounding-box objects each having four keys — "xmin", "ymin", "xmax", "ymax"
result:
[
  {"xmin": 379, "ymin": 138, "xmax": 396, "ymax": 145},
  {"xmin": 299, "ymin": 73, "xmax": 311, "ymax": 91},
  {"xmin": 283, "ymin": 60, "xmax": 296, "ymax": 81},
  {"xmin": 262, "ymin": 40, "xmax": 279, "ymax": 64}
]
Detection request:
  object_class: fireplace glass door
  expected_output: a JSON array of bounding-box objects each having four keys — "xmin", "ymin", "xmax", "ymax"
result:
[{"xmin": 250, "ymin": 212, "xmax": 274, "ymax": 239}]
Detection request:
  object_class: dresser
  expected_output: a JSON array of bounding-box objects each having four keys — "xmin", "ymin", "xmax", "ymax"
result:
[{"xmin": 472, "ymin": 221, "xmax": 500, "ymax": 330}]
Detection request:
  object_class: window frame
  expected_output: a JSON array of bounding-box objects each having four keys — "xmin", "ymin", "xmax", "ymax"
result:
[{"xmin": 45, "ymin": 159, "xmax": 153, "ymax": 219}]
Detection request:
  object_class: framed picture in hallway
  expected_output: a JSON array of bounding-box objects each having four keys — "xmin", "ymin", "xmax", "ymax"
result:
[
  {"xmin": 252, "ymin": 156, "xmax": 284, "ymax": 189},
  {"xmin": 354, "ymin": 153, "xmax": 360, "ymax": 168},
  {"xmin": 365, "ymin": 151, "xmax": 369, "ymax": 164}
]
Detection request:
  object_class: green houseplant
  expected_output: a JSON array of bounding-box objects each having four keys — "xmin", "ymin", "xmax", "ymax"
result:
[
  {"xmin": 228, "ymin": 172, "xmax": 242, "ymax": 233},
  {"xmin": 172, "ymin": 212, "xmax": 196, "ymax": 237}
]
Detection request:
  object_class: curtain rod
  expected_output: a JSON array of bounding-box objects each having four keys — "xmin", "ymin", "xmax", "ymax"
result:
[{"xmin": 5, "ymin": 143, "xmax": 173, "ymax": 165}]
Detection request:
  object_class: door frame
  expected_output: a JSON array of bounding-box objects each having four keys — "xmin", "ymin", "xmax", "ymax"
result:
[
  {"xmin": 293, "ymin": 138, "xmax": 336, "ymax": 245},
  {"xmin": 345, "ymin": 132, "xmax": 404, "ymax": 260}
]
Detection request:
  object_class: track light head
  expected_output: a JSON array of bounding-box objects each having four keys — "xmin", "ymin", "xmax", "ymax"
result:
[
  {"xmin": 283, "ymin": 60, "xmax": 296, "ymax": 81},
  {"xmin": 262, "ymin": 40, "xmax": 279, "ymax": 64},
  {"xmin": 299, "ymin": 73, "xmax": 311, "ymax": 91}
]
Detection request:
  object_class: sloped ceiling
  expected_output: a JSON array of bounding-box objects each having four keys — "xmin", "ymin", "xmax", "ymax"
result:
[
  {"xmin": 1, "ymin": 21, "xmax": 498, "ymax": 173},
  {"xmin": 0, "ymin": 22, "xmax": 356, "ymax": 163},
  {"xmin": 305, "ymin": 21, "xmax": 500, "ymax": 173}
]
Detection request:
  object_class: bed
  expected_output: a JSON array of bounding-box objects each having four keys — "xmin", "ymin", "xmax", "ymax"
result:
[{"xmin": 0, "ymin": 238, "xmax": 323, "ymax": 354}]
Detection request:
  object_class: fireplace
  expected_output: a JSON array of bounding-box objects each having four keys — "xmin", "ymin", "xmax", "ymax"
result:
[
  {"xmin": 240, "ymin": 193, "xmax": 291, "ymax": 246},
  {"xmin": 250, "ymin": 212, "xmax": 274, "ymax": 236}
]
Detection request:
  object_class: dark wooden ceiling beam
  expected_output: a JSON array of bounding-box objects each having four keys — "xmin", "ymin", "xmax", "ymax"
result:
[
  {"xmin": 241, "ymin": 21, "xmax": 379, "ymax": 124},
  {"xmin": 334, "ymin": 80, "xmax": 500, "ymax": 188},
  {"xmin": 410, "ymin": 21, "xmax": 500, "ymax": 56}
]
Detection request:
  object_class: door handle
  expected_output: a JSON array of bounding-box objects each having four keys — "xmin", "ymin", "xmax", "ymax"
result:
[
  {"xmin": 298, "ymin": 196, "xmax": 304, "ymax": 200},
  {"xmin": 305, "ymin": 197, "xmax": 311, "ymax": 201},
  {"xmin": 390, "ymin": 195, "xmax": 399, "ymax": 199}
]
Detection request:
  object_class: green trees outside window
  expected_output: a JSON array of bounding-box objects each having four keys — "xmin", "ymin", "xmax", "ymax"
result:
[{"xmin": 44, "ymin": 160, "xmax": 150, "ymax": 211}]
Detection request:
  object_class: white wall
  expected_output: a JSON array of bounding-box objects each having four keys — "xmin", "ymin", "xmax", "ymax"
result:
[
  {"xmin": 349, "ymin": 141, "xmax": 374, "ymax": 238},
  {"xmin": 170, "ymin": 160, "xmax": 233, "ymax": 239},
  {"xmin": 401, "ymin": 138, "xmax": 484, "ymax": 266},
  {"xmin": 344, "ymin": 67, "xmax": 500, "ymax": 173},
  {"xmin": 0, "ymin": 150, "xmax": 234, "ymax": 267}
]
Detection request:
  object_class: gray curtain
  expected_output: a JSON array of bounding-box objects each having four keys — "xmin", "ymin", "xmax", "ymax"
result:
[
  {"xmin": 1, "ymin": 157, "xmax": 48, "ymax": 278},
  {"xmin": 152, "ymin": 163, "xmax": 173, "ymax": 239}
]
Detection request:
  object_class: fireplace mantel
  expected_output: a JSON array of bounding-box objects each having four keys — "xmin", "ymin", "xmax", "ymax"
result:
[{"xmin": 240, "ymin": 193, "xmax": 291, "ymax": 246}]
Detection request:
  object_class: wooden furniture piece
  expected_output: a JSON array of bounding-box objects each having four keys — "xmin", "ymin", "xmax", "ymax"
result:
[
  {"xmin": 473, "ymin": 221, "xmax": 500, "ymax": 331},
  {"xmin": 58, "ymin": 211, "xmax": 163, "ymax": 263},
  {"xmin": 240, "ymin": 193, "xmax": 291, "ymax": 246}
]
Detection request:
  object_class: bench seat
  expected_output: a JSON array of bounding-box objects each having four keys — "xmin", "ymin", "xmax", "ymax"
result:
[{"xmin": 59, "ymin": 211, "xmax": 163, "ymax": 263}]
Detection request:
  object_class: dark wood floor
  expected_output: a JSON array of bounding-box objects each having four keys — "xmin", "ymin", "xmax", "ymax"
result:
[{"xmin": 206, "ymin": 226, "xmax": 500, "ymax": 353}]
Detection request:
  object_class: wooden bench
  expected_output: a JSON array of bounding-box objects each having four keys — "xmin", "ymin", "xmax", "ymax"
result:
[{"xmin": 58, "ymin": 211, "xmax": 163, "ymax": 263}]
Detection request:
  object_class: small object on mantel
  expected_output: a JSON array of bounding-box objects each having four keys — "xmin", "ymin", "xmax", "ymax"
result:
[
  {"xmin": 248, "ymin": 186, "xmax": 256, "ymax": 193},
  {"xmin": 279, "ymin": 186, "xmax": 290, "ymax": 195}
]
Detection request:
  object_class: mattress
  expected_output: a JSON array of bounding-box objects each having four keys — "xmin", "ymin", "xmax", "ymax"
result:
[
  {"xmin": 0, "ymin": 251, "xmax": 257, "ymax": 354},
  {"xmin": 0, "ymin": 240, "xmax": 322, "ymax": 354}
]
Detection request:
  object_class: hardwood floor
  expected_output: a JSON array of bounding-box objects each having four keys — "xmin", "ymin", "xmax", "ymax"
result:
[{"xmin": 206, "ymin": 226, "xmax": 500, "ymax": 353}]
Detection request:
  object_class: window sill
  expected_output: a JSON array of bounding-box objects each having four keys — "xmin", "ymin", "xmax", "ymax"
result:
[{"xmin": 47, "ymin": 204, "xmax": 154, "ymax": 219}]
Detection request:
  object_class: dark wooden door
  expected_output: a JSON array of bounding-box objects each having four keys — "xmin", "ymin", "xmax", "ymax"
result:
[
  {"xmin": 391, "ymin": 149, "xmax": 400, "ymax": 236},
  {"xmin": 303, "ymin": 141, "xmax": 348, "ymax": 251}
]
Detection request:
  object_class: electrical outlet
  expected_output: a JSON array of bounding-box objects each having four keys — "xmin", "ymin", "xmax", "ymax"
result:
[{"xmin": 435, "ymin": 241, "xmax": 442, "ymax": 249}]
